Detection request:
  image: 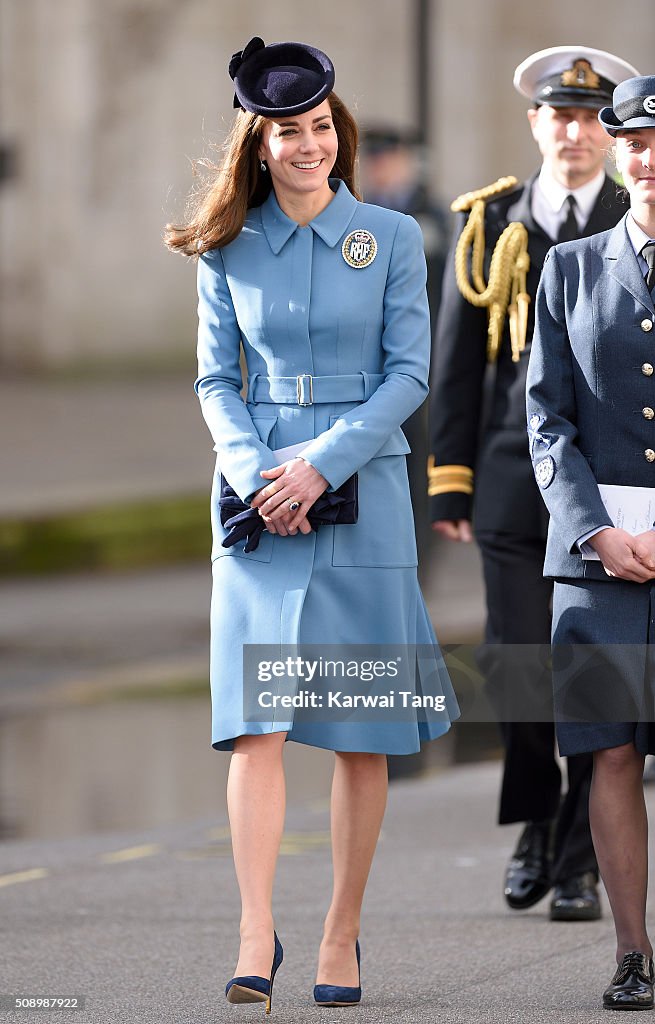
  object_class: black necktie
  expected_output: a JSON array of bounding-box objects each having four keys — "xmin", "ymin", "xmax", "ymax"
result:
[
  {"xmin": 557, "ymin": 194, "xmax": 579, "ymax": 243},
  {"xmin": 642, "ymin": 241, "xmax": 655, "ymax": 293}
]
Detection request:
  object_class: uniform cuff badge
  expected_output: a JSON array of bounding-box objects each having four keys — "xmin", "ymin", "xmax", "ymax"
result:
[{"xmin": 534, "ymin": 455, "xmax": 555, "ymax": 489}]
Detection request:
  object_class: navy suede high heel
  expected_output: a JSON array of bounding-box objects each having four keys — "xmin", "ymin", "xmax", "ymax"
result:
[
  {"xmin": 313, "ymin": 940, "xmax": 361, "ymax": 1007},
  {"xmin": 225, "ymin": 932, "xmax": 283, "ymax": 1014}
]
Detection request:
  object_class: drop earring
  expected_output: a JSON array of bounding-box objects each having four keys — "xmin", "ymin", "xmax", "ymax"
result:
[{"xmin": 260, "ymin": 159, "xmax": 267, "ymax": 173}]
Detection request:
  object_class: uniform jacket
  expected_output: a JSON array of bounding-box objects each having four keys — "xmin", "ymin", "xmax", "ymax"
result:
[
  {"xmin": 195, "ymin": 179, "xmax": 458, "ymax": 751},
  {"xmin": 526, "ymin": 215, "xmax": 655, "ymax": 581},
  {"xmin": 428, "ymin": 173, "xmax": 628, "ymax": 537}
]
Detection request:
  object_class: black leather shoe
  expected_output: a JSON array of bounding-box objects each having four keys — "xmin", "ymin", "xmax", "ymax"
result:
[
  {"xmin": 550, "ymin": 871, "xmax": 602, "ymax": 922},
  {"xmin": 504, "ymin": 820, "xmax": 553, "ymax": 910},
  {"xmin": 603, "ymin": 951, "xmax": 654, "ymax": 1010}
]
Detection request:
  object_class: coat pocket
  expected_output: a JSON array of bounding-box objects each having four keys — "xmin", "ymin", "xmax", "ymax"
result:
[
  {"xmin": 210, "ymin": 416, "xmax": 277, "ymax": 563},
  {"xmin": 330, "ymin": 424, "xmax": 417, "ymax": 568}
]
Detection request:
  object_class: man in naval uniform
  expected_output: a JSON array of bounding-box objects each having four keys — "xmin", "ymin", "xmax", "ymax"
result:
[{"xmin": 428, "ymin": 46, "xmax": 639, "ymax": 920}]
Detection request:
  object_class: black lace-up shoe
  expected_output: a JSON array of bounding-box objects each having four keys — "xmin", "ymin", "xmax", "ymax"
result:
[
  {"xmin": 603, "ymin": 951, "xmax": 654, "ymax": 1010},
  {"xmin": 504, "ymin": 821, "xmax": 553, "ymax": 910}
]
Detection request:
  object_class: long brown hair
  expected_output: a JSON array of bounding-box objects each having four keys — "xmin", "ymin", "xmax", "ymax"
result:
[{"xmin": 164, "ymin": 93, "xmax": 360, "ymax": 257}]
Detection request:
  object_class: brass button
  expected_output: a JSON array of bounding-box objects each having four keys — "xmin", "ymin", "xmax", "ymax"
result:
[
  {"xmin": 644, "ymin": 407, "xmax": 655, "ymax": 420},
  {"xmin": 642, "ymin": 318, "xmax": 653, "ymax": 332},
  {"xmin": 643, "ymin": 363, "xmax": 654, "ymax": 376},
  {"xmin": 646, "ymin": 449, "xmax": 655, "ymax": 462}
]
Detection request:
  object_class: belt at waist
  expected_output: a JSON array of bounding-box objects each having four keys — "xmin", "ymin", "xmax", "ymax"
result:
[{"xmin": 247, "ymin": 372, "xmax": 386, "ymax": 406}]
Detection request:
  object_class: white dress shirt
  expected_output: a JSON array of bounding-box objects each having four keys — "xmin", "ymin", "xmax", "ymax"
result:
[{"xmin": 532, "ymin": 167, "xmax": 606, "ymax": 240}]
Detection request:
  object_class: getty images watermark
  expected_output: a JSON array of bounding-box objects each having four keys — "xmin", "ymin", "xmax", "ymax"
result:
[
  {"xmin": 243, "ymin": 644, "xmax": 454, "ymax": 724},
  {"xmin": 242, "ymin": 643, "xmax": 655, "ymax": 725}
]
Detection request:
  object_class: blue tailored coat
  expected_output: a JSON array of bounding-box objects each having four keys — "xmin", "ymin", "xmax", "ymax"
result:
[
  {"xmin": 527, "ymin": 215, "xmax": 655, "ymax": 583},
  {"xmin": 195, "ymin": 179, "xmax": 458, "ymax": 752}
]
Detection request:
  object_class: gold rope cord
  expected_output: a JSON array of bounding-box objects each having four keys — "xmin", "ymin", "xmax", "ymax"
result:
[{"xmin": 451, "ymin": 177, "xmax": 531, "ymax": 363}]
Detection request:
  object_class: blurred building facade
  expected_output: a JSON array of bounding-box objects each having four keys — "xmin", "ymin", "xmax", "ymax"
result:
[{"xmin": 0, "ymin": 0, "xmax": 653, "ymax": 369}]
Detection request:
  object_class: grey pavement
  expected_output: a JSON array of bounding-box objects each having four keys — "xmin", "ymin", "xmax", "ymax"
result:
[{"xmin": 0, "ymin": 759, "xmax": 649, "ymax": 1024}]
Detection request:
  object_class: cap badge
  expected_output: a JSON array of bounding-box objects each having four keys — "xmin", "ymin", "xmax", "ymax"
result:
[
  {"xmin": 561, "ymin": 59, "xmax": 600, "ymax": 90},
  {"xmin": 644, "ymin": 96, "xmax": 655, "ymax": 115},
  {"xmin": 342, "ymin": 230, "xmax": 377, "ymax": 268}
]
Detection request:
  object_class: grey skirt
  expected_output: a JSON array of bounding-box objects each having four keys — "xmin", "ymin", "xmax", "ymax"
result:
[{"xmin": 552, "ymin": 578, "xmax": 655, "ymax": 756}]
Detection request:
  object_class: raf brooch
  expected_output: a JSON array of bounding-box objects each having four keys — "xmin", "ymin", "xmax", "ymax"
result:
[{"xmin": 342, "ymin": 229, "xmax": 377, "ymax": 268}]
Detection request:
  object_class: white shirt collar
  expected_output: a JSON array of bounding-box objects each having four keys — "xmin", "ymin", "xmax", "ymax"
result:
[
  {"xmin": 626, "ymin": 211, "xmax": 654, "ymax": 258},
  {"xmin": 536, "ymin": 166, "xmax": 606, "ymax": 221}
]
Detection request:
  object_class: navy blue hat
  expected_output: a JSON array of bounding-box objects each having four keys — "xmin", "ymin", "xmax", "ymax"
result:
[
  {"xmin": 599, "ymin": 75, "xmax": 655, "ymax": 136},
  {"xmin": 229, "ymin": 36, "xmax": 335, "ymax": 117}
]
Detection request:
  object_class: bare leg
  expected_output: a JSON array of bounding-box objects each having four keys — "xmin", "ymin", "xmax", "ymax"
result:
[
  {"xmin": 227, "ymin": 732, "xmax": 287, "ymax": 978},
  {"xmin": 316, "ymin": 751, "xmax": 388, "ymax": 986},
  {"xmin": 590, "ymin": 743, "xmax": 652, "ymax": 961}
]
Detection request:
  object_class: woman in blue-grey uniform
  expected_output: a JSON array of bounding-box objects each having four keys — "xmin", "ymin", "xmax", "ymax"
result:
[
  {"xmin": 526, "ymin": 75, "xmax": 655, "ymax": 1012},
  {"xmin": 166, "ymin": 37, "xmax": 457, "ymax": 1012}
]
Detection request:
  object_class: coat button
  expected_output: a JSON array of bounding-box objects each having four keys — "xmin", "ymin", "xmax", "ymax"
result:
[
  {"xmin": 642, "ymin": 318, "xmax": 653, "ymax": 332},
  {"xmin": 643, "ymin": 363, "xmax": 654, "ymax": 376},
  {"xmin": 646, "ymin": 449, "xmax": 655, "ymax": 462},
  {"xmin": 644, "ymin": 407, "xmax": 655, "ymax": 420}
]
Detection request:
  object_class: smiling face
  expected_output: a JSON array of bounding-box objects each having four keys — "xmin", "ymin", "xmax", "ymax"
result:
[
  {"xmin": 257, "ymin": 99, "xmax": 338, "ymax": 211},
  {"xmin": 527, "ymin": 104, "xmax": 608, "ymax": 188},
  {"xmin": 615, "ymin": 128, "xmax": 655, "ymax": 208}
]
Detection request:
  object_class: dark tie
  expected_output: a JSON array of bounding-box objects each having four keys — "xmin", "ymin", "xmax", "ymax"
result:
[
  {"xmin": 557, "ymin": 194, "xmax": 579, "ymax": 243},
  {"xmin": 642, "ymin": 242, "xmax": 655, "ymax": 293}
]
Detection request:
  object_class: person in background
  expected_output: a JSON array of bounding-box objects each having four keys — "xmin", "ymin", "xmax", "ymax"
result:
[
  {"xmin": 428, "ymin": 46, "xmax": 638, "ymax": 921},
  {"xmin": 360, "ymin": 127, "xmax": 450, "ymax": 573},
  {"xmin": 360, "ymin": 127, "xmax": 451, "ymax": 781},
  {"xmin": 526, "ymin": 73, "xmax": 655, "ymax": 1012}
]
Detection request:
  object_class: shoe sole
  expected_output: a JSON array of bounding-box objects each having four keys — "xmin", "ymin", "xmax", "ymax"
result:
[
  {"xmin": 550, "ymin": 906, "xmax": 602, "ymax": 922},
  {"xmin": 603, "ymin": 1003, "xmax": 654, "ymax": 1011},
  {"xmin": 315, "ymin": 1001, "xmax": 361, "ymax": 1007},
  {"xmin": 226, "ymin": 985, "xmax": 268, "ymax": 1004}
]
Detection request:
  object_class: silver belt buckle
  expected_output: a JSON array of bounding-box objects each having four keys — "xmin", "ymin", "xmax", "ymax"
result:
[{"xmin": 296, "ymin": 374, "xmax": 313, "ymax": 406}]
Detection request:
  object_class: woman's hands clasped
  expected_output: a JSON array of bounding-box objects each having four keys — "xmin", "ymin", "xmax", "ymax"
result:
[
  {"xmin": 250, "ymin": 458, "xmax": 329, "ymax": 536},
  {"xmin": 589, "ymin": 527, "xmax": 655, "ymax": 582}
]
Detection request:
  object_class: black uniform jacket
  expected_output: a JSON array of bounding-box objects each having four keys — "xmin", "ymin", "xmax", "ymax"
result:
[{"xmin": 429, "ymin": 173, "xmax": 628, "ymax": 538}]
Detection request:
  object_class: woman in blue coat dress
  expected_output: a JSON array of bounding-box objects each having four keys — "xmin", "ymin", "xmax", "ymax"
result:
[
  {"xmin": 526, "ymin": 76, "xmax": 655, "ymax": 1011},
  {"xmin": 166, "ymin": 37, "xmax": 457, "ymax": 1010}
]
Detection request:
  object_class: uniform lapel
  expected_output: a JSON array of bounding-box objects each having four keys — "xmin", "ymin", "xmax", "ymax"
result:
[
  {"xmin": 508, "ymin": 173, "xmax": 552, "ymax": 243},
  {"xmin": 605, "ymin": 215, "xmax": 653, "ymax": 313}
]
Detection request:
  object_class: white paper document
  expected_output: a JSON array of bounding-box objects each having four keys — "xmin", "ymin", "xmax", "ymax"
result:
[
  {"xmin": 581, "ymin": 484, "xmax": 655, "ymax": 560},
  {"xmin": 272, "ymin": 440, "xmax": 310, "ymax": 464}
]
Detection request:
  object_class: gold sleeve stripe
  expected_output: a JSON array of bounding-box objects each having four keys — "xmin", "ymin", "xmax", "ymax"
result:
[{"xmin": 427, "ymin": 462, "xmax": 474, "ymax": 497}]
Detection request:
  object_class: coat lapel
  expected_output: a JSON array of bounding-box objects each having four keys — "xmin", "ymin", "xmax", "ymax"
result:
[
  {"xmin": 509, "ymin": 173, "xmax": 552, "ymax": 242},
  {"xmin": 605, "ymin": 215, "xmax": 653, "ymax": 313}
]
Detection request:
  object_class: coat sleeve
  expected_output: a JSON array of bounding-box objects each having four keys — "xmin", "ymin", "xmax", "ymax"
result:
[
  {"xmin": 427, "ymin": 212, "xmax": 488, "ymax": 523},
  {"xmin": 297, "ymin": 214, "xmax": 430, "ymax": 490},
  {"xmin": 194, "ymin": 248, "xmax": 279, "ymax": 503},
  {"xmin": 525, "ymin": 248, "xmax": 613, "ymax": 552}
]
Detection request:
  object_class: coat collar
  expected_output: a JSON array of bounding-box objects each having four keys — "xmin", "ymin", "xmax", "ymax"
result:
[
  {"xmin": 260, "ymin": 178, "xmax": 358, "ymax": 254},
  {"xmin": 605, "ymin": 213, "xmax": 653, "ymax": 313}
]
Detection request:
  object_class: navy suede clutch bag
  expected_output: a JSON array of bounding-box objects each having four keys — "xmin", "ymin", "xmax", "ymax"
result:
[{"xmin": 219, "ymin": 473, "xmax": 358, "ymax": 553}]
